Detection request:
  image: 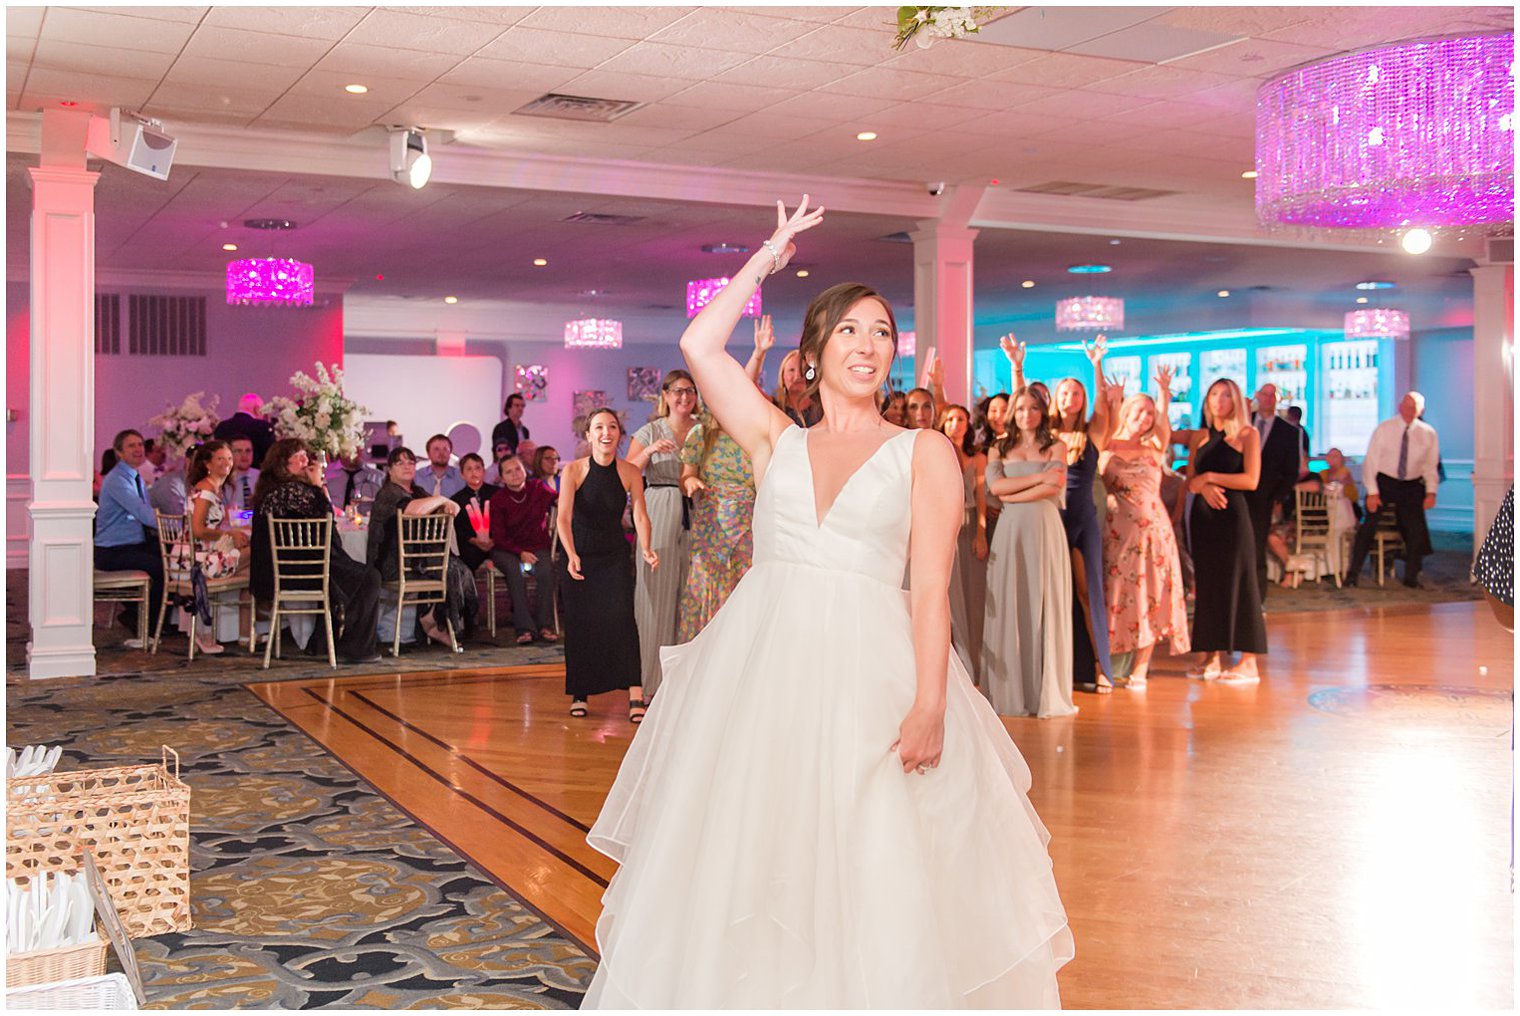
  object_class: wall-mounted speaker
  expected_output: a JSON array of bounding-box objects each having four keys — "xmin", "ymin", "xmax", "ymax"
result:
[{"xmin": 86, "ymin": 108, "xmax": 177, "ymax": 181}]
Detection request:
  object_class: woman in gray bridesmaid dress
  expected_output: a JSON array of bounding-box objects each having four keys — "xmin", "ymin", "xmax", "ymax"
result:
[{"xmin": 981, "ymin": 388, "xmax": 1077, "ymax": 719}]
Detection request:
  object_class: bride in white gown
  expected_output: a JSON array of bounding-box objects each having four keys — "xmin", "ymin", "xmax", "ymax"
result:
[{"xmin": 583, "ymin": 198, "xmax": 1073, "ymax": 1009}]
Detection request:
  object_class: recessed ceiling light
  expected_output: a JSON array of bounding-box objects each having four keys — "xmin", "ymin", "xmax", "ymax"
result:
[
  {"xmin": 1068, "ymin": 264, "xmax": 1111, "ymax": 274},
  {"xmin": 856, "ymin": 131, "xmax": 878, "ymax": 141},
  {"xmin": 1217, "ymin": 289, "xmax": 1231, "ymax": 297},
  {"xmin": 532, "ymin": 258, "xmax": 548, "ymax": 267},
  {"xmin": 1021, "ymin": 280, "xmax": 1036, "ymax": 288},
  {"xmin": 1241, "ymin": 169, "xmax": 1258, "ymax": 179},
  {"xmin": 1355, "ymin": 280, "xmax": 1398, "ymax": 290},
  {"xmin": 1108, "ymin": 239, "xmax": 1122, "ymax": 246},
  {"xmin": 796, "ymin": 269, "xmax": 810, "ymax": 278},
  {"xmin": 444, "ymin": 295, "xmax": 458, "ymax": 304},
  {"xmin": 701, "ymin": 242, "xmax": 750, "ymax": 254},
  {"xmin": 344, "ymin": 84, "xmax": 368, "ymax": 94},
  {"xmin": 1401, "ymin": 228, "xmax": 1433, "ymax": 255},
  {"xmin": 221, "ymin": 243, "xmax": 238, "ymax": 251},
  {"xmin": 1356, "ymin": 296, "xmax": 1369, "ymax": 303}
]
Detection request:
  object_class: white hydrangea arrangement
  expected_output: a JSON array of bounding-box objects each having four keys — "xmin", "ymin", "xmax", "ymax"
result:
[
  {"xmin": 148, "ymin": 391, "xmax": 220, "ymax": 462},
  {"xmin": 267, "ymin": 362, "xmax": 371, "ymax": 460},
  {"xmin": 893, "ymin": 6, "xmax": 1004, "ymax": 50}
]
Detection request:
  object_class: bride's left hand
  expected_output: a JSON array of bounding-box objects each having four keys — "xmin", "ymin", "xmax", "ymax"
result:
[{"xmin": 891, "ymin": 705, "xmax": 944, "ymax": 775}]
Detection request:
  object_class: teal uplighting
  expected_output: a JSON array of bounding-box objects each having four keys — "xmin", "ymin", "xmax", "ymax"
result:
[
  {"xmin": 1044, "ymin": 327, "xmax": 1316, "ymax": 352},
  {"xmin": 1067, "ymin": 264, "xmax": 1112, "ymax": 274}
]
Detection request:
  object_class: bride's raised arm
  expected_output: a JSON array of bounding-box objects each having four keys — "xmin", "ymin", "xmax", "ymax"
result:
[{"xmin": 679, "ymin": 197, "xmax": 825, "ymax": 462}]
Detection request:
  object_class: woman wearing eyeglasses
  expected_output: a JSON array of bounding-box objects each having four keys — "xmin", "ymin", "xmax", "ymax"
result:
[{"xmin": 628, "ymin": 370, "xmax": 699, "ymax": 697}]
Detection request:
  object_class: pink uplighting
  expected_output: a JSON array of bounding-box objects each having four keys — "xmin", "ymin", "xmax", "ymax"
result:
[
  {"xmin": 225, "ymin": 258, "xmax": 314, "ymax": 306},
  {"xmin": 1344, "ymin": 307, "xmax": 1410, "ymax": 340},
  {"xmin": 897, "ymin": 330, "xmax": 916, "ymax": 357},
  {"xmin": 564, "ymin": 318, "xmax": 623, "ymax": 349},
  {"xmin": 1055, "ymin": 296, "xmax": 1124, "ymax": 332},
  {"xmin": 686, "ymin": 277, "xmax": 762, "ymax": 318}
]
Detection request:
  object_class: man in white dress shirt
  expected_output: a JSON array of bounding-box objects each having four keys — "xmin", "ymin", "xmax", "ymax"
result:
[
  {"xmin": 1343, "ymin": 390, "xmax": 1440, "ymax": 587},
  {"xmin": 222, "ymin": 437, "xmax": 260, "ymax": 513}
]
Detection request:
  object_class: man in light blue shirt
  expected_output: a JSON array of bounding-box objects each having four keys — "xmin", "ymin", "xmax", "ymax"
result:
[
  {"xmin": 415, "ymin": 433, "xmax": 465, "ymax": 498},
  {"xmin": 95, "ymin": 429, "xmax": 164, "ymax": 642}
]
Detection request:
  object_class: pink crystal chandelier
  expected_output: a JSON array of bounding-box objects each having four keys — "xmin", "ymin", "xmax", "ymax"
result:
[
  {"xmin": 1055, "ymin": 296, "xmax": 1123, "ymax": 332},
  {"xmin": 896, "ymin": 330, "xmax": 916, "ymax": 357},
  {"xmin": 564, "ymin": 318, "xmax": 623, "ymax": 349},
  {"xmin": 225, "ymin": 258, "xmax": 314, "ymax": 306},
  {"xmin": 686, "ymin": 277, "xmax": 762, "ymax": 318},
  {"xmin": 1255, "ymin": 33, "xmax": 1514, "ymax": 232},
  {"xmin": 1344, "ymin": 307, "xmax": 1410, "ymax": 341}
]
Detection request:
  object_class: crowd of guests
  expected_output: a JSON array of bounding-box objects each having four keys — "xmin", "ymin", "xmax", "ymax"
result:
[{"xmin": 93, "ymin": 331, "xmax": 1443, "ymax": 712}]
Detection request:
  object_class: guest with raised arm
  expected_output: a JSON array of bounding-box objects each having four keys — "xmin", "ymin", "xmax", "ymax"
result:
[
  {"xmin": 627, "ymin": 370, "xmax": 698, "ymax": 696},
  {"xmin": 1186, "ymin": 378, "xmax": 1266, "ymax": 683},
  {"xmin": 1099, "ymin": 367, "xmax": 1190, "ymax": 689},
  {"xmin": 1051, "ymin": 335, "xmax": 1117, "ymax": 694},
  {"xmin": 450, "ymin": 453, "xmax": 498, "ymax": 575},
  {"xmin": 557, "ymin": 409, "xmax": 658, "ymax": 721}
]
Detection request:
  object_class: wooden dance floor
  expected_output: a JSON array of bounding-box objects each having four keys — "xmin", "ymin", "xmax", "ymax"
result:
[{"xmin": 248, "ymin": 601, "xmax": 1514, "ymax": 1009}]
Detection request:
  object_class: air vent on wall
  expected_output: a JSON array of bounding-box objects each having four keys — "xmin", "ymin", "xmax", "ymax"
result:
[
  {"xmin": 562, "ymin": 211, "xmax": 647, "ymax": 226},
  {"xmin": 1486, "ymin": 236, "xmax": 1513, "ymax": 264},
  {"xmin": 1016, "ymin": 181, "xmax": 1180, "ymax": 201},
  {"xmin": 128, "ymin": 294, "xmax": 206, "ymax": 356},
  {"xmin": 95, "ymin": 293, "xmax": 120, "ymax": 354},
  {"xmin": 514, "ymin": 93, "xmax": 644, "ymax": 123}
]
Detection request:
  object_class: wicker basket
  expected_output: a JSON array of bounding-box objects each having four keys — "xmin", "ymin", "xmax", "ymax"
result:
[
  {"xmin": 6, "ymin": 748, "xmax": 191, "ymax": 938},
  {"xmin": 5, "ymin": 972, "xmax": 138, "ymax": 1010},
  {"xmin": 5, "ymin": 934, "xmax": 108, "ymax": 987}
]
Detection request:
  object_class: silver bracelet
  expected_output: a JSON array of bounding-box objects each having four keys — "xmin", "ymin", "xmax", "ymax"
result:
[{"xmin": 761, "ymin": 239, "xmax": 781, "ymax": 275}]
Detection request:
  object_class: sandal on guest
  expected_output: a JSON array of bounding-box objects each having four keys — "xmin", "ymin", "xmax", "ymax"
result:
[
  {"xmin": 1126, "ymin": 670, "xmax": 1148, "ymax": 690},
  {"xmin": 628, "ymin": 698, "xmax": 648, "ymax": 724},
  {"xmin": 515, "ymin": 631, "xmax": 535, "ymax": 645},
  {"xmin": 538, "ymin": 628, "xmax": 559, "ymax": 643},
  {"xmin": 1218, "ymin": 668, "xmax": 1260, "ymax": 684},
  {"xmin": 569, "ymin": 699, "xmax": 588, "ymax": 717},
  {"xmin": 1186, "ymin": 662, "xmax": 1222, "ymax": 681}
]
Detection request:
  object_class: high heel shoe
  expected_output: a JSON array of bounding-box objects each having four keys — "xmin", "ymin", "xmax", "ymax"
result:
[{"xmin": 194, "ymin": 633, "xmax": 224, "ymax": 656}]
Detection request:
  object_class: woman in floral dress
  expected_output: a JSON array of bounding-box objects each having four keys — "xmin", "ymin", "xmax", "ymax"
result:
[
  {"xmin": 676, "ymin": 408, "xmax": 756, "ymax": 641},
  {"xmin": 1098, "ymin": 368, "xmax": 1190, "ymax": 688}
]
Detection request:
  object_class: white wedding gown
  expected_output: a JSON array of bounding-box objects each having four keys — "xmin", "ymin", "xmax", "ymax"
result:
[{"xmin": 584, "ymin": 425, "xmax": 1074, "ymax": 1008}]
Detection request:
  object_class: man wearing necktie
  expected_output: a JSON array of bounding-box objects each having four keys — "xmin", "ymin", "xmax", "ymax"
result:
[
  {"xmin": 417, "ymin": 433, "xmax": 466, "ymax": 499},
  {"xmin": 94, "ymin": 430, "xmax": 165, "ymax": 644},
  {"xmin": 222, "ymin": 438, "xmax": 260, "ymax": 514},
  {"xmin": 323, "ymin": 451, "xmax": 382, "ymax": 509},
  {"xmin": 1344, "ymin": 391, "xmax": 1441, "ymax": 587},
  {"xmin": 1245, "ymin": 384, "xmax": 1304, "ymax": 600}
]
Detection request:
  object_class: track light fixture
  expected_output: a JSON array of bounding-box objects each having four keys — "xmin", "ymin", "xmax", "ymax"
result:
[{"xmin": 389, "ymin": 127, "xmax": 431, "ymax": 189}]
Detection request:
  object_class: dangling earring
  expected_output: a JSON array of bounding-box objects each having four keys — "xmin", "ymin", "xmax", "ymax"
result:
[{"xmin": 804, "ymin": 363, "xmax": 816, "ymax": 382}]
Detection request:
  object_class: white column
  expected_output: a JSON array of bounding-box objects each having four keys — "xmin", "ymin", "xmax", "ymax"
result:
[
  {"xmin": 909, "ymin": 222, "xmax": 977, "ymax": 407},
  {"xmin": 1470, "ymin": 263, "xmax": 1514, "ymax": 542},
  {"xmin": 27, "ymin": 124, "xmax": 100, "ymax": 679}
]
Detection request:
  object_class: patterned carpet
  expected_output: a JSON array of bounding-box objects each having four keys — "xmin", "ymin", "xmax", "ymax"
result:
[{"xmin": 7, "ymin": 570, "xmax": 592, "ymax": 1009}]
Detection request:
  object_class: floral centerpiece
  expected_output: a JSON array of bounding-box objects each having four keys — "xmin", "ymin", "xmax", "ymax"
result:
[
  {"xmin": 266, "ymin": 362, "xmax": 371, "ymax": 461},
  {"xmin": 893, "ymin": 6, "xmax": 1004, "ymax": 50},
  {"xmin": 147, "ymin": 392, "xmax": 220, "ymax": 462}
]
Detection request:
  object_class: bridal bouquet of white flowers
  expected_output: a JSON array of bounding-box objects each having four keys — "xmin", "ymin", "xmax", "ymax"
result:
[
  {"xmin": 893, "ymin": 6, "xmax": 1004, "ymax": 50},
  {"xmin": 148, "ymin": 391, "xmax": 220, "ymax": 461},
  {"xmin": 267, "ymin": 362, "xmax": 371, "ymax": 460}
]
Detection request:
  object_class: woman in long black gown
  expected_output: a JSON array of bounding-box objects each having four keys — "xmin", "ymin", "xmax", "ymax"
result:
[
  {"xmin": 556, "ymin": 408, "xmax": 660, "ymax": 721},
  {"xmin": 1186, "ymin": 377, "xmax": 1266, "ymax": 683}
]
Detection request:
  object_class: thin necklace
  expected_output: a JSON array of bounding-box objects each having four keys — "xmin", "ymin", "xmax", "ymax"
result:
[{"xmin": 503, "ymin": 485, "xmax": 528, "ymax": 504}]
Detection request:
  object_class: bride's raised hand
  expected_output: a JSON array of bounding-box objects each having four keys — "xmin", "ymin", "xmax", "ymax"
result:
[
  {"xmin": 998, "ymin": 333, "xmax": 1026, "ymax": 370},
  {"xmin": 765, "ymin": 195, "xmax": 826, "ymax": 273}
]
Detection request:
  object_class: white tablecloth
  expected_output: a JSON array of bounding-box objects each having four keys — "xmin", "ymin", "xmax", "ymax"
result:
[{"xmin": 288, "ymin": 516, "xmax": 418, "ymax": 650}]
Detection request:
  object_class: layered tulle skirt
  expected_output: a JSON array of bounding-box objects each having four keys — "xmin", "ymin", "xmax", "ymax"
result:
[{"xmin": 584, "ymin": 557, "xmax": 1074, "ymax": 1008}]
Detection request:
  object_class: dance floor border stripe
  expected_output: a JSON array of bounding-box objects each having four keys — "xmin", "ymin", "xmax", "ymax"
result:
[
  {"xmin": 243, "ymin": 686, "xmax": 601, "ymax": 960},
  {"xmin": 348, "ymin": 687, "xmax": 594, "ymax": 834},
  {"xmin": 238, "ymin": 663, "xmax": 564, "ymax": 693},
  {"xmin": 294, "ymin": 684, "xmax": 611, "ymax": 888}
]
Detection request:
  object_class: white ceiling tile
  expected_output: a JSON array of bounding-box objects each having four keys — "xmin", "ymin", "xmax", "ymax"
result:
[
  {"xmin": 884, "ymin": 39, "xmax": 1046, "ymax": 79},
  {"xmin": 952, "ymin": 107, "xmax": 1071, "ymax": 138},
  {"xmin": 435, "ymin": 57, "xmax": 579, "ymax": 94},
  {"xmin": 519, "ymin": 6, "xmax": 698, "ymax": 40},
  {"xmin": 922, "ymin": 78, "xmax": 1057, "ymax": 112},
  {"xmin": 1149, "ymin": 7, "xmax": 1316, "ymax": 38},
  {"xmin": 647, "ymin": 8, "xmax": 820, "ymax": 53},
  {"xmin": 704, "ymin": 109, "xmax": 838, "ymax": 140},
  {"xmin": 342, "ymin": 9, "xmax": 508, "ymax": 56},
  {"xmin": 180, "ymin": 25, "xmax": 335, "ymax": 68},
  {"xmin": 7, "ymin": 7, "xmax": 46, "ymax": 37},
  {"xmin": 385, "ymin": 6, "xmax": 535, "ymax": 27},
  {"xmin": 199, "ymin": 5, "xmax": 368, "ymax": 40},
  {"xmin": 376, "ymin": 104, "xmax": 499, "ymax": 134},
  {"xmin": 817, "ymin": 65, "xmax": 966, "ymax": 102},
  {"xmin": 1019, "ymin": 88, "xmax": 1156, "ymax": 120},
  {"xmin": 1067, "ymin": 19, "xmax": 1243, "ymax": 63},
  {"xmin": 993, "ymin": 52, "xmax": 1142, "ymax": 89},
  {"xmin": 252, "ymin": 94, "xmax": 397, "ymax": 132},
  {"xmin": 32, "ymin": 37, "xmax": 176, "ymax": 79},
  {"xmin": 145, "ymin": 81, "xmax": 284, "ymax": 116},
  {"xmin": 556, "ymin": 68, "xmax": 692, "ymax": 104},
  {"xmin": 158, "ymin": 55, "xmax": 303, "ymax": 91},
  {"xmin": 612, "ymin": 102, "xmax": 742, "ymax": 132},
  {"xmin": 767, "ymin": 24, "xmax": 898, "ymax": 65},
  {"xmin": 141, "ymin": 104, "xmax": 260, "ymax": 128},
  {"xmin": 285, "ymin": 69, "xmax": 430, "ymax": 106},
  {"xmin": 40, "ymin": 7, "xmax": 194, "ymax": 53},
  {"xmin": 473, "ymin": 26, "xmax": 635, "ymax": 68},
  {"xmin": 1085, "ymin": 64, "xmax": 1243, "ymax": 102},
  {"xmin": 861, "ymin": 101, "xmax": 987, "ymax": 131},
  {"xmin": 396, "ymin": 82, "xmax": 542, "ymax": 115},
  {"xmin": 8, "ymin": 33, "xmax": 35, "ymax": 62},
  {"xmin": 1160, "ymin": 37, "xmax": 1334, "ymax": 78},
  {"xmin": 662, "ymin": 80, "xmax": 801, "ymax": 113},
  {"xmin": 313, "ymin": 42, "xmax": 466, "ymax": 81},
  {"xmin": 763, "ymin": 91, "xmax": 896, "ymax": 122},
  {"xmin": 713, "ymin": 54, "xmax": 855, "ymax": 91},
  {"xmin": 22, "ymin": 66, "xmax": 156, "ymax": 107},
  {"xmin": 973, "ymin": 6, "xmax": 1167, "ymax": 50},
  {"xmin": 826, "ymin": 7, "xmax": 905, "ymax": 30},
  {"xmin": 595, "ymin": 41, "xmax": 752, "ymax": 80},
  {"xmin": 68, "ymin": 6, "xmax": 209, "ymax": 24}
]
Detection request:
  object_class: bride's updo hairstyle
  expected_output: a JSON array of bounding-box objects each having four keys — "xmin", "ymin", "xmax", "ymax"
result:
[{"xmin": 797, "ymin": 282, "xmax": 898, "ymax": 403}]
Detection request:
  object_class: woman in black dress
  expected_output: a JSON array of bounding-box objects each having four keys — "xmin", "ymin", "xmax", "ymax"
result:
[
  {"xmin": 556, "ymin": 408, "xmax": 660, "ymax": 721},
  {"xmin": 1186, "ymin": 378, "xmax": 1265, "ymax": 683}
]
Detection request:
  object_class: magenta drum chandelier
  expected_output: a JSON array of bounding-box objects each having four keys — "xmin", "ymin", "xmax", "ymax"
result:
[
  {"xmin": 1055, "ymin": 296, "xmax": 1124, "ymax": 332},
  {"xmin": 225, "ymin": 258, "xmax": 314, "ymax": 306},
  {"xmin": 686, "ymin": 277, "xmax": 762, "ymax": 318},
  {"xmin": 1254, "ymin": 33, "xmax": 1515, "ymax": 234},
  {"xmin": 564, "ymin": 318, "xmax": 623, "ymax": 350},
  {"xmin": 1343, "ymin": 307, "xmax": 1411, "ymax": 341}
]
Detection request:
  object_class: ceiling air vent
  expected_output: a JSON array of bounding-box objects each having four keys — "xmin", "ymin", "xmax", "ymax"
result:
[
  {"xmin": 514, "ymin": 93, "xmax": 644, "ymax": 123},
  {"xmin": 1016, "ymin": 181, "xmax": 1180, "ymax": 201},
  {"xmin": 1486, "ymin": 236, "xmax": 1513, "ymax": 264},
  {"xmin": 562, "ymin": 211, "xmax": 647, "ymax": 226}
]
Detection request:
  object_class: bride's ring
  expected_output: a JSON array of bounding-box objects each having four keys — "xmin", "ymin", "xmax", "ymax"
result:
[{"xmin": 915, "ymin": 765, "xmax": 928, "ymax": 775}]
